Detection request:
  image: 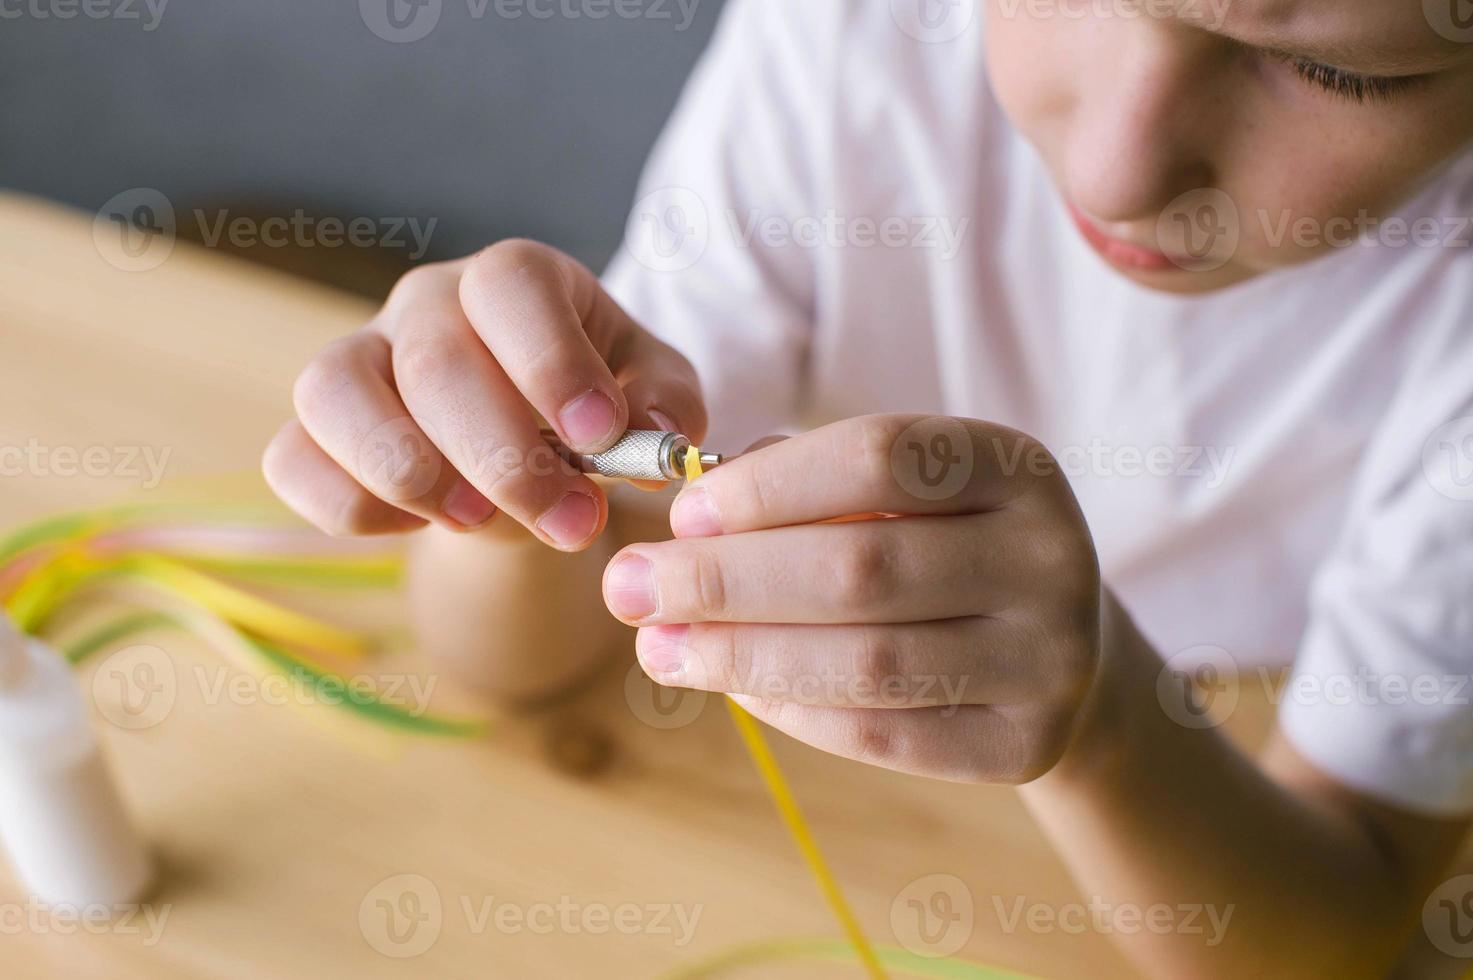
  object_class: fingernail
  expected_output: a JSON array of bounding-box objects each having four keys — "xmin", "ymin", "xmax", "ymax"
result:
[
  {"xmin": 558, "ymin": 389, "xmax": 619, "ymax": 451},
  {"xmin": 536, "ymin": 492, "xmax": 599, "ymax": 550},
  {"xmin": 670, "ymin": 486, "xmax": 721, "ymax": 537},
  {"xmin": 638, "ymin": 624, "xmax": 688, "ymax": 676},
  {"xmin": 648, "ymin": 408, "xmax": 679, "ymax": 433},
  {"xmin": 443, "ymin": 479, "xmax": 497, "ymax": 528},
  {"xmin": 605, "ymin": 553, "xmax": 658, "ymax": 622}
]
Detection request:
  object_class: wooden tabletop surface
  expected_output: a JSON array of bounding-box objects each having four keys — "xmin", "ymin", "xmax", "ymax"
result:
[{"xmin": 0, "ymin": 191, "xmax": 1278, "ymax": 979}]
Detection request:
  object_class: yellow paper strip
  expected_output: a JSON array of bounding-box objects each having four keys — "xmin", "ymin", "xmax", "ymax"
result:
[
  {"xmin": 119, "ymin": 554, "xmax": 369, "ymax": 659},
  {"xmin": 683, "ymin": 446, "xmax": 886, "ymax": 979},
  {"xmin": 724, "ymin": 698, "xmax": 889, "ymax": 980}
]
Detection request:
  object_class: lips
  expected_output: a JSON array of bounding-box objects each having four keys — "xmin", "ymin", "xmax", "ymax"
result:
[{"xmin": 1066, "ymin": 202, "xmax": 1180, "ymax": 272}]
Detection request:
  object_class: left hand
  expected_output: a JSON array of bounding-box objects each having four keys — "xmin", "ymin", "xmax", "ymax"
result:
[{"xmin": 601, "ymin": 414, "xmax": 1105, "ymax": 783}]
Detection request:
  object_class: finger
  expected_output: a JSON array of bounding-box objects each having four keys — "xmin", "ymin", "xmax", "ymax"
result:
[
  {"xmin": 728, "ymin": 697, "xmax": 1032, "ymax": 784},
  {"xmin": 740, "ymin": 435, "xmax": 789, "ymax": 454},
  {"xmin": 635, "ymin": 618, "xmax": 1035, "ymax": 707},
  {"xmin": 670, "ymin": 414, "xmax": 1046, "ymax": 537},
  {"xmin": 616, "ymin": 331, "xmax": 709, "ymax": 445},
  {"xmin": 602, "ymin": 515, "xmax": 1026, "ymax": 626},
  {"xmin": 623, "ymin": 365, "xmax": 709, "ymax": 491},
  {"xmin": 383, "ymin": 267, "xmax": 608, "ymax": 550},
  {"xmin": 624, "ymin": 434, "xmax": 781, "ymax": 496},
  {"xmin": 291, "ymin": 332, "xmax": 496, "ymax": 530},
  {"xmin": 262, "ymin": 420, "xmax": 428, "ymax": 536},
  {"xmin": 459, "ymin": 240, "xmax": 630, "ymax": 453}
]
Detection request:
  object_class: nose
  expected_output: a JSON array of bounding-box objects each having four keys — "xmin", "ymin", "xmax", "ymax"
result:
[{"xmin": 1063, "ymin": 23, "xmax": 1219, "ymax": 225}]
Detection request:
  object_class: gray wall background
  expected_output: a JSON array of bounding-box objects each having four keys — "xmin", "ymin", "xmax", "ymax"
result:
[{"xmin": 0, "ymin": 0, "xmax": 725, "ymax": 274}]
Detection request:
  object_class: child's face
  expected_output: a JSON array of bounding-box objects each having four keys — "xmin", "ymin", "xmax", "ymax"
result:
[{"xmin": 985, "ymin": 0, "xmax": 1473, "ymax": 293}]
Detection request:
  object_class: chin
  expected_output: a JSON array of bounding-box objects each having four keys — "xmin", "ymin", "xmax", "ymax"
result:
[{"xmin": 1109, "ymin": 263, "xmax": 1266, "ymax": 295}]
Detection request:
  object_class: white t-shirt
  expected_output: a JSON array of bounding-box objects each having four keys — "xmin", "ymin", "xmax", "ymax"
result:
[{"xmin": 603, "ymin": 0, "xmax": 1473, "ymax": 815}]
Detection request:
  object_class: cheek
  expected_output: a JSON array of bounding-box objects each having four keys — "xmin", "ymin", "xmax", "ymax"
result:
[
  {"xmin": 1226, "ymin": 97, "xmax": 1471, "ymax": 268},
  {"xmin": 983, "ymin": 5, "xmax": 1076, "ymax": 158}
]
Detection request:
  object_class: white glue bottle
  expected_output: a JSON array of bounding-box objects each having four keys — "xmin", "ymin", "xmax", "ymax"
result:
[{"xmin": 0, "ymin": 614, "xmax": 153, "ymax": 908}]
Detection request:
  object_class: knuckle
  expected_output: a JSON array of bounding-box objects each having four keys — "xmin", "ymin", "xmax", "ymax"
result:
[
  {"xmin": 752, "ymin": 697, "xmax": 794, "ymax": 732},
  {"xmin": 852, "ymin": 414, "xmax": 904, "ymax": 481},
  {"xmin": 488, "ymin": 237, "xmax": 551, "ymax": 265},
  {"xmin": 464, "ymin": 238, "xmax": 553, "ymax": 295},
  {"xmin": 292, "ymin": 339, "xmax": 357, "ymax": 422},
  {"xmin": 831, "ymin": 536, "xmax": 893, "ymax": 611},
  {"xmin": 516, "ymin": 330, "xmax": 581, "ymax": 387},
  {"xmin": 382, "ymin": 262, "xmax": 454, "ymax": 318},
  {"xmin": 472, "ymin": 450, "xmax": 533, "ymax": 508},
  {"xmin": 1031, "ymin": 528, "xmax": 1100, "ymax": 604},
  {"xmin": 1015, "ymin": 709, "xmax": 1076, "ymax": 784},
  {"xmin": 847, "ymin": 710, "xmax": 899, "ymax": 764},
  {"xmin": 689, "ymin": 549, "xmax": 731, "ymax": 620},
  {"xmin": 980, "ymin": 428, "xmax": 1051, "ymax": 503},
  {"xmin": 855, "ymin": 626, "xmax": 902, "ymax": 690},
  {"xmin": 390, "ymin": 330, "xmax": 463, "ymax": 401},
  {"xmin": 742, "ymin": 457, "xmax": 786, "ymax": 522},
  {"xmin": 709, "ymin": 626, "xmax": 753, "ymax": 693}
]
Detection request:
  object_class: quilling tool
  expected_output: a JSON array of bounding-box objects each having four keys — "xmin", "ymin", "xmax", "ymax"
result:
[{"xmin": 540, "ymin": 428, "xmax": 722, "ymax": 481}]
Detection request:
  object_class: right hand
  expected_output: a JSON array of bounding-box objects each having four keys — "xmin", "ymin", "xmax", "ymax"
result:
[{"xmin": 263, "ymin": 240, "xmax": 707, "ymax": 550}]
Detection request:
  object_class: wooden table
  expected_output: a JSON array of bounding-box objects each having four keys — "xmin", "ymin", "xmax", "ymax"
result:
[{"xmin": 0, "ymin": 191, "xmax": 1277, "ymax": 979}]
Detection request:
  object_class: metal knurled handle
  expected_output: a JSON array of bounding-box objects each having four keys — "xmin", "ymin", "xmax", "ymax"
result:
[{"xmin": 585, "ymin": 430, "xmax": 684, "ymax": 481}]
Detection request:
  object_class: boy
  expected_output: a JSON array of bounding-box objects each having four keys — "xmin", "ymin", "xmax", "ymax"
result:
[{"xmin": 264, "ymin": 1, "xmax": 1473, "ymax": 973}]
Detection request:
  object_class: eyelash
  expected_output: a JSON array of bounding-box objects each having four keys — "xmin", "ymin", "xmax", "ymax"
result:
[{"xmin": 1285, "ymin": 57, "xmax": 1424, "ymax": 104}]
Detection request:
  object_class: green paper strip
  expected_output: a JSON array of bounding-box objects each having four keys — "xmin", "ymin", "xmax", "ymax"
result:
[
  {"xmin": 61, "ymin": 610, "xmax": 183, "ymax": 665},
  {"xmin": 47, "ymin": 597, "xmax": 485, "ymax": 742},
  {"xmin": 0, "ymin": 512, "xmax": 101, "ymax": 567},
  {"xmin": 247, "ymin": 636, "xmax": 487, "ymax": 739}
]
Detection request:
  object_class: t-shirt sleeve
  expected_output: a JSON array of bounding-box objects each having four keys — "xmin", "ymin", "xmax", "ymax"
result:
[
  {"xmin": 601, "ymin": 0, "xmax": 836, "ymax": 451},
  {"xmin": 1278, "ymin": 315, "xmax": 1473, "ymax": 815}
]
